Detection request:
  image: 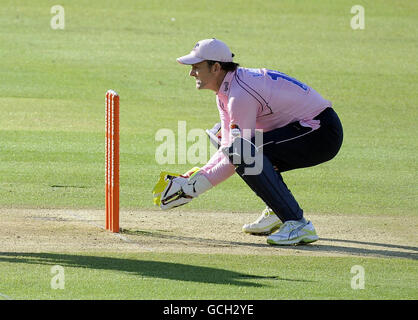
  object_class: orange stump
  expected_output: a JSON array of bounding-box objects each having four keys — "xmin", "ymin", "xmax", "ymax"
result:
[{"xmin": 105, "ymin": 90, "xmax": 120, "ymax": 232}]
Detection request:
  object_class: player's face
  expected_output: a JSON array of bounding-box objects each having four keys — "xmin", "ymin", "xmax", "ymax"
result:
[{"xmin": 189, "ymin": 61, "xmax": 217, "ymax": 91}]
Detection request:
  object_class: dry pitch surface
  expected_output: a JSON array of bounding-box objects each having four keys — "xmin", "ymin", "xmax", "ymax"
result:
[{"xmin": 1, "ymin": 208, "xmax": 416, "ymax": 260}]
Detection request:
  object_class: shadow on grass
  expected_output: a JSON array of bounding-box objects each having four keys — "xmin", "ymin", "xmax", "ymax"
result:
[
  {"xmin": 121, "ymin": 229, "xmax": 418, "ymax": 260},
  {"xmin": 319, "ymin": 238, "xmax": 418, "ymax": 252},
  {"xmin": 121, "ymin": 228, "xmax": 269, "ymax": 249},
  {"xmin": 281, "ymin": 238, "xmax": 418, "ymax": 260},
  {"xmin": 0, "ymin": 252, "xmax": 310, "ymax": 287}
]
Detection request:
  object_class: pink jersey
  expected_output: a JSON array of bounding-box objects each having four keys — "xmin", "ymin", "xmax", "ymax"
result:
[{"xmin": 200, "ymin": 67, "xmax": 332, "ymax": 186}]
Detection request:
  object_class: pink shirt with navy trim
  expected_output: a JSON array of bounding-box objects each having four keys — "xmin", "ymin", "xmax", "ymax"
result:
[{"xmin": 200, "ymin": 67, "xmax": 332, "ymax": 186}]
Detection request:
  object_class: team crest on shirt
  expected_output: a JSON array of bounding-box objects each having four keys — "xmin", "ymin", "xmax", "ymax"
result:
[{"xmin": 223, "ymin": 82, "xmax": 229, "ymax": 92}]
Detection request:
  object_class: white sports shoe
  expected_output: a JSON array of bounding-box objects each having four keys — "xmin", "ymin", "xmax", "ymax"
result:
[
  {"xmin": 242, "ymin": 207, "xmax": 282, "ymax": 235},
  {"xmin": 267, "ymin": 219, "xmax": 319, "ymax": 245}
]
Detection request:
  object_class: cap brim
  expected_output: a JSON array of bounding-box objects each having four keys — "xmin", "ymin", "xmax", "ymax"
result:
[{"xmin": 176, "ymin": 54, "xmax": 205, "ymax": 65}]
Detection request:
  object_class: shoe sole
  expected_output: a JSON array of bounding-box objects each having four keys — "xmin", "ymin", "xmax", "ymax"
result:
[
  {"xmin": 242, "ymin": 223, "xmax": 282, "ymax": 235},
  {"xmin": 267, "ymin": 235, "xmax": 319, "ymax": 246}
]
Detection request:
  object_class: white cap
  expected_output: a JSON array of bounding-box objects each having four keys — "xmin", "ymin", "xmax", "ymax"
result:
[{"xmin": 177, "ymin": 38, "xmax": 234, "ymax": 65}]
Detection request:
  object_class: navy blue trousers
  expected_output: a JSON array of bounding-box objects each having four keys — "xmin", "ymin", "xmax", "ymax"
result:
[
  {"xmin": 261, "ymin": 107, "xmax": 343, "ymax": 173},
  {"xmin": 242, "ymin": 107, "xmax": 344, "ymax": 222}
]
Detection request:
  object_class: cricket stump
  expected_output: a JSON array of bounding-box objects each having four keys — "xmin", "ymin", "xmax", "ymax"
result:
[{"xmin": 105, "ymin": 90, "xmax": 120, "ymax": 233}]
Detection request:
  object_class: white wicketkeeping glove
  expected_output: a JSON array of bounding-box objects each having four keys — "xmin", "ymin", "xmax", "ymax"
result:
[{"xmin": 160, "ymin": 172, "xmax": 213, "ymax": 210}]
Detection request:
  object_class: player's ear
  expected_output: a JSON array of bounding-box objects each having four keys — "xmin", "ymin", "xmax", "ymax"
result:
[{"xmin": 213, "ymin": 62, "xmax": 221, "ymax": 73}]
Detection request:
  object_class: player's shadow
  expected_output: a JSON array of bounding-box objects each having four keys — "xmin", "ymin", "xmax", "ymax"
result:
[
  {"xmin": 264, "ymin": 238, "xmax": 417, "ymax": 260},
  {"xmin": 122, "ymin": 229, "xmax": 418, "ymax": 261},
  {"xmin": 298, "ymin": 238, "xmax": 418, "ymax": 260},
  {"xmin": 0, "ymin": 252, "xmax": 310, "ymax": 288}
]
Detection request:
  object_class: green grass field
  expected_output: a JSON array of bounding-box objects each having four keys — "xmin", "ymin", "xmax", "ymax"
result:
[
  {"xmin": 1, "ymin": 252, "xmax": 416, "ymax": 299},
  {"xmin": 0, "ymin": 0, "xmax": 417, "ymax": 302}
]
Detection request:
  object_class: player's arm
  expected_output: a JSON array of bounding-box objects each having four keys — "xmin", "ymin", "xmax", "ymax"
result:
[{"xmin": 227, "ymin": 96, "xmax": 257, "ymax": 140}]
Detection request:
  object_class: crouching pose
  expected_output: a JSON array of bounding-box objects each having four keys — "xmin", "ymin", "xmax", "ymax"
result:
[{"xmin": 155, "ymin": 38, "xmax": 343, "ymax": 246}]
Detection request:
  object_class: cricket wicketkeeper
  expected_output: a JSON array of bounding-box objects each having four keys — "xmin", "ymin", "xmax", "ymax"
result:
[{"xmin": 153, "ymin": 38, "xmax": 343, "ymax": 245}]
